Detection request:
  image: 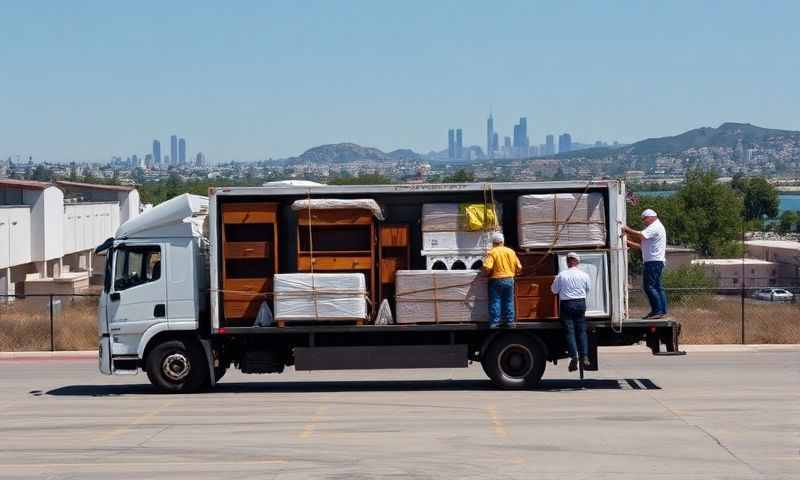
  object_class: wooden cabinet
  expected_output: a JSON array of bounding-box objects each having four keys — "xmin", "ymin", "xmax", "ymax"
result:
[
  {"xmin": 297, "ymin": 208, "xmax": 377, "ymax": 308},
  {"xmin": 378, "ymin": 224, "xmax": 410, "ymax": 306},
  {"xmin": 515, "ymin": 275, "xmax": 559, "ymax": 320},
  {"xmin": 221, "ymin": 202, "xmax": 278, "ymax": 325}
]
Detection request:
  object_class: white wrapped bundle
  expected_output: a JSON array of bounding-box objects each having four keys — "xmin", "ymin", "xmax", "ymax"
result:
[
  {"xmin": 517, "ymin": 193, "xmax": 606, "ymax": 248},
  {"xmin": 395, "ymin": 270, "xmax": 489, "ymax": 324},
  {"xmin": 421, "ymin": 203, "xmax": 502, "ymax": 232},
  {"xmin": 421, "ymin": 230, "xmax": 494, "ymax": 254},
  {"xmin": 274, "ymin": 273, "xmax": 367, "ymax": 321}
]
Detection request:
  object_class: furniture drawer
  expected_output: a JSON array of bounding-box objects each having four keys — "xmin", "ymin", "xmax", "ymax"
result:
[
  {"xmin": 516, "ymin": 295, "xmax": 559, "ymax": 319},
  {"xmin": 298, "ymin": 255, "xmax": 373, "ymax": 271},
  {"xmin": 222, "ymin": 203, "xmax": 277, "ymax": 224},
  {"xmin": 223, "ymin": 278, "xmax": 272, "ymax": 301},
  {"xmin": 516, "ymin": 276, "xmax": 556, "ymax": 297},
  {"xmin": 380, "ymin": 225, "xmax": 409, "ymax": 247},
  {"xmin": 223, "ymin": 300, "xmax": 260, "ymax": 320},
  {"xmin": 224, "ymin": 241, "xmax": 270, "ymax": 259}
]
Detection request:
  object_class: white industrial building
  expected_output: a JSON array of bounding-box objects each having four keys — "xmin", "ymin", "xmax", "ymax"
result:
[
  {"xmin": 0, "ymin": 179, "xmax": 140, "ymax": 296},
  {"xmin": 744, "ymin": 240, "xmax": 800, "ymax": 287},
  {"xmin": 691, "ymin": 258, "xmax": 779, "ymax": 289}
]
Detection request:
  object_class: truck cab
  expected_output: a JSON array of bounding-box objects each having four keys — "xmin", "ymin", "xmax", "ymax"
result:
[{"xmin": 97, "ymin": 194, "xmax": 210, "ymax": 389}]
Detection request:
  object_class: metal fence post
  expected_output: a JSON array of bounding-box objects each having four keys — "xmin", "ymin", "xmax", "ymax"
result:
[{"xmin": 49, "ymin": 294, "xmax": 55, "ymax": 352}]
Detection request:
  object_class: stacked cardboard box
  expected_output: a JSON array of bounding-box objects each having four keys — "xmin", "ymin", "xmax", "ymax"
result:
[
  {"xmin": 395, "ymin": 270, "xmax": 488, "ymax": 323},
  {"xmin": 517, "ymin": 193, "xmax": 606, "ymax": 248}
]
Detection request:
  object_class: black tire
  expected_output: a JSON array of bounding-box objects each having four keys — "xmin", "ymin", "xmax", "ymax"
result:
[
  {"xmin": 146, "ymin": 339, "xmax": 208, "ymax": 393},
  {"xmin": 482, "ymin": 333, "xmax": 546, "ymax": 389}
]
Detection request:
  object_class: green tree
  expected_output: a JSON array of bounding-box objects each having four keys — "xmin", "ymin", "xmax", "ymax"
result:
[
  {"xmin": 29, "ymin": 165, "xmax": 53, "ymax": 181},
  {"xmin": 778, "ymin": 210, "xmax": 799, "ymax": 234},
  {"xmin": 442, "ymin": 169, "xmax": 474, "ymax": 183},
  {"xmin": 328, "ymin": 174, "xmax": 393, "ymax": 185},
  {"xmin": 676, "ymin": 169, "xmax": 743, "ymax": 257},
  {"xmin": 731, "ymin": 176, "xmax": 779, "ymax": 220}
]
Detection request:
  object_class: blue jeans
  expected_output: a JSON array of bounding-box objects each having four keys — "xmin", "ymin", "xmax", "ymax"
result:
[
  {"xmin": 488, "ymin": 278, "xmax": 515, "ymax": 326},
  {"xmin": 560, "ymin": 298, "xmax": 588, "ymax": 359},
  {"xmin": 643, "ymin": 261, "xmax": 667, "ymax": 315}
]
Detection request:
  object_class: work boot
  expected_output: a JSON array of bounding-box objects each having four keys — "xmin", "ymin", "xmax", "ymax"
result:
[
  {"xmin": 568, "ymin": 358, "xmax": 578, "ymax": 372},
  {"xmin": 581, "ymin": 356, "xmax": 591, "ymax": 368}
]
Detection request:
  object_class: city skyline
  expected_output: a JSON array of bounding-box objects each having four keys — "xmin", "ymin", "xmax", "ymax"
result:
[{"xmin": 2, "ymin": 2, "xmax": 799, "ymax": 162}]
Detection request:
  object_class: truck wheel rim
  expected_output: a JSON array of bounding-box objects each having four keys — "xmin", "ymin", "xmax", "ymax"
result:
[
  {"xmin": 498, "ymin": 344, "xmax": 533, "ymax": 380},
  {"xmin": 162, "ymin": 353, "xmax": 191, "ymax": 382}
]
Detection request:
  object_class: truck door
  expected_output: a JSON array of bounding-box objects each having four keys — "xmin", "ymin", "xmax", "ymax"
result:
[
  {"xmin": 106, "ymin": 243, "xmax": 167, "ymax": 359},
  {"xmin": 607, "ymin": 180, "xmax": 629, "ymax": 326}
]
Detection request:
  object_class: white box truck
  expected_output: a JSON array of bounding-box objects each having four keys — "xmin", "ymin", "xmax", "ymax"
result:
[{"xmin": 96, "ymin": 181, "xmax": 681, "ymax": 393}]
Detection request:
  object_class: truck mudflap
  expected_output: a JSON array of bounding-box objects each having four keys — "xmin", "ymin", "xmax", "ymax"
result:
[
  {"xmin": 646, "ymin": 323, "xmax": 685, "ymax": 356},
  {"xmin": 199, "ymin": 338, "xmax": 216, "ymax": 387}
]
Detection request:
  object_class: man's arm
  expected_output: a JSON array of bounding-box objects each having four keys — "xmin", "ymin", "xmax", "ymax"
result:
[
  {"xmin": 622, "ymin": 225, "xmax": 643, "ymax": 242},
  {"xmin": 550, "ymin": 275, "xmax": 560, "ymax": 295},
  {"xmin": 627, "ymin": 238, "xmax": 641, "ymax": 250}
]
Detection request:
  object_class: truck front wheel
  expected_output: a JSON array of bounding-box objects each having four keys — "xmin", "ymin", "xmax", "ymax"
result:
[
  {"xmin": 146, "ymin": 339, "xmax": 208, "ymax": 393},
  {"xmin": 482, "ymin": 334, "xmax": 546, "ymax": 389}
]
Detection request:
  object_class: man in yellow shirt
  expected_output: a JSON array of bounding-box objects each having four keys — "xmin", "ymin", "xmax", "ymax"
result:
[{"xmin": 482, "ymin": 232, "xmax": 522, "ymax": 327}]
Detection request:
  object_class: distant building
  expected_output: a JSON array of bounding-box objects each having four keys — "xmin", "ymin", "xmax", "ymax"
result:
[
  {"xmin": 170, "ymin": 135, "xmax": 178, "ymax": 166},
  {"xmin": 455, "ymin": 129, "xmax": 463, "ymax": 161},
  {"xmin": 559, "ymin": 133, "xmax": 572, "ymax": 154},
  {"xmin": 545, "ymin": 135, "xmax": 555, "ymax": 155},
  {"xmin": 178, "ymin": 138, "xmax": 187, "ymax": 164},
  {"xmin": 0, "ymin": 179, "xmax": 140, "ymax": 297},
  {"xmin": 493, "ymin": 133, "xmax": 499, "ymax": 155},
  {"xmin": 512, "ymin": 117, "xmax": 529, "ymax": 158},
  {"xmin": 448, "ymin": 129, "xmax": 455, "ymax": 160},
  {"xmin": 503, "ymin": 136, "xmax": 512, "ymax": 157},
  {"xmin": 486, "ymin": 114, "xmax": 495, "ymax": 159},
  {"xmin": 152, "ymin": 139, "xmax": 161, "ymax": 165},
  {"xmin": 745, "ymin": 240, "xmax": 800, "ymax": 286},
  {"xmin": 692, "ymin": 258, "xmax": 778, "ymax": 290},
  {"xmin": 195, "ymin": 152, "xmax": 206, "ymax": 167}
]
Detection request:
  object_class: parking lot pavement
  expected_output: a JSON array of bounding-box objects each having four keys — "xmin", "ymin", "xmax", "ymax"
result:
[{"xmin": 0, "ymin": 349, "xmax": 798, "ymax": 480}]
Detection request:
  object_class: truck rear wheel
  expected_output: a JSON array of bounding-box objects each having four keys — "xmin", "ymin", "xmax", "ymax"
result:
[
  {"xmin": 482, "ymin": 334, "xmax": 546, "ymax": 389},
  {"xmin": 146, "ymin": 339, "xmax": 208, "ymax": 393}
]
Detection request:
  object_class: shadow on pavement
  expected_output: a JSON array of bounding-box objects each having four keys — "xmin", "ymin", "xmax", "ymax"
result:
[{"xmin": 45, "ymin": 378, "xmax": 660, "ymax": 396}]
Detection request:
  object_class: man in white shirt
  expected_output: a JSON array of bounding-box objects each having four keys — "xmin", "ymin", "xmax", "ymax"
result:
[
  {"xmin": 623, "ymin": 209, "xmax": 668, "ymax": 319},
  {"xmin": 551, "ymin": 252, "xmax": 592, "ymax": 371}
]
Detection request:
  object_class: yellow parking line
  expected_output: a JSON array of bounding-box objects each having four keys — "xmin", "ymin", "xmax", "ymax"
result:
[
  {"xmin": 95, "ymin": 398, "xmax": 177, "ymax": 442},
  {"xmin": 299, "ymin": 405, "xmax": 328, "ymax": 440},
  {"xmin": 487, "ymin": 404, "xmax": 509, "ymax": 439}
]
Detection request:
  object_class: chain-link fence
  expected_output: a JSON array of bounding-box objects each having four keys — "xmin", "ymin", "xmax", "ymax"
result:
[
  {"xmin": 630, "ymin": 287, "xmax": 800, "ymax": 344},
  {"xmin": 1, "ymin": 288, "xmax": 799, "ymax": 351},
  {"xmin": 0, "ymin": 294, "xmax": 100, "ymax": 352}
]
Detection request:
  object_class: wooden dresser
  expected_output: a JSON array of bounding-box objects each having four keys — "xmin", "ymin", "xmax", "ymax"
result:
[{"xmin": 220, "ymin": 202, "xmax": 279, "ymax": 325}]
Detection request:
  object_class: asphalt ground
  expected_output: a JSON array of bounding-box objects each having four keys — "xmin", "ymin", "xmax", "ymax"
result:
[{"xmin": 0, "ymin": 348, "xmax": 798, "ymax": 479}]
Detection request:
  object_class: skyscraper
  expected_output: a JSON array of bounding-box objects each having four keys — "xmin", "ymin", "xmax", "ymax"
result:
[
  {"xmin": 195, "ymin": 152, "xmax": 206, "ymax": 167},
  {"xmin": 545, "ymin": 135, "xmax": 555, "ymax": 155},
  {"xmin": 448, "ymin": 129, "xmax": 455, "ymax": 160},
  {"xmin": 456, "ymin": 129, "xmax": 463, "ymax": 161},
  {"xmin": 152, "ymin": 139, "xmax": 161, "ymax": 165},
  {"xmin": 512, "ymin": 117, "xmax": 529, "ymax": 158},
  {"xmin": 178, "ymin": 138, "xmax": 187, "ymax": 164},
  {"xmin": 170, "ymin": 135, "xmax": 178, "ymax": 166},
  {"xmin": 486, "ymin": 114, "xmax": 495, "ymax": 159},
  {"xmin": 558, "ymin": 133, "xmax": 572, "ymax": 154}
]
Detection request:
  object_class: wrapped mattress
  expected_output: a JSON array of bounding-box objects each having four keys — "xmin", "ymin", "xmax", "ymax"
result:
[
  {"xmin": 517, "ymin": 193, "xmax": 606, "ymax": 248},
  {"xmin": 274, "ymin": 273, "xmax": 367, "ymax": 321},
  {"xmin": 421, "ymin": 230, "xmax": 494, "ymax": 254},
  {"xmin": 395, "ymin": 270, "xmax": 489, "ymax": 324}
]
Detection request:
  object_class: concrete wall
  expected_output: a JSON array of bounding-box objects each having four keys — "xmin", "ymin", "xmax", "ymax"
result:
[
  {"xmin": 695, "ymin": 261, "xmax": 778, "ymax": 289},
  {"xmin": 63, "ymin": 202, "xmax": 120, "ymax": 255}
]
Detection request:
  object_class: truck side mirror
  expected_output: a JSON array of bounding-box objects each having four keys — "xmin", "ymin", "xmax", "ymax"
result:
[{"xmin": 110, "ymin": 292, "xmax": 121, "ymax": 302}]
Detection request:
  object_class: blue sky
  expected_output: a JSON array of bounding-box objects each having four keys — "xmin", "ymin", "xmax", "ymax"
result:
[{"xmin": 1, "ymin": 1, "xmax": 798, "ymax": 163}]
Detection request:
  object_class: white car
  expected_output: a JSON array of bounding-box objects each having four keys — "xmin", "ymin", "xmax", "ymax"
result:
[{"xmin": 753, "ymin": 288, "xmax": 794, "ymax": 302}]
